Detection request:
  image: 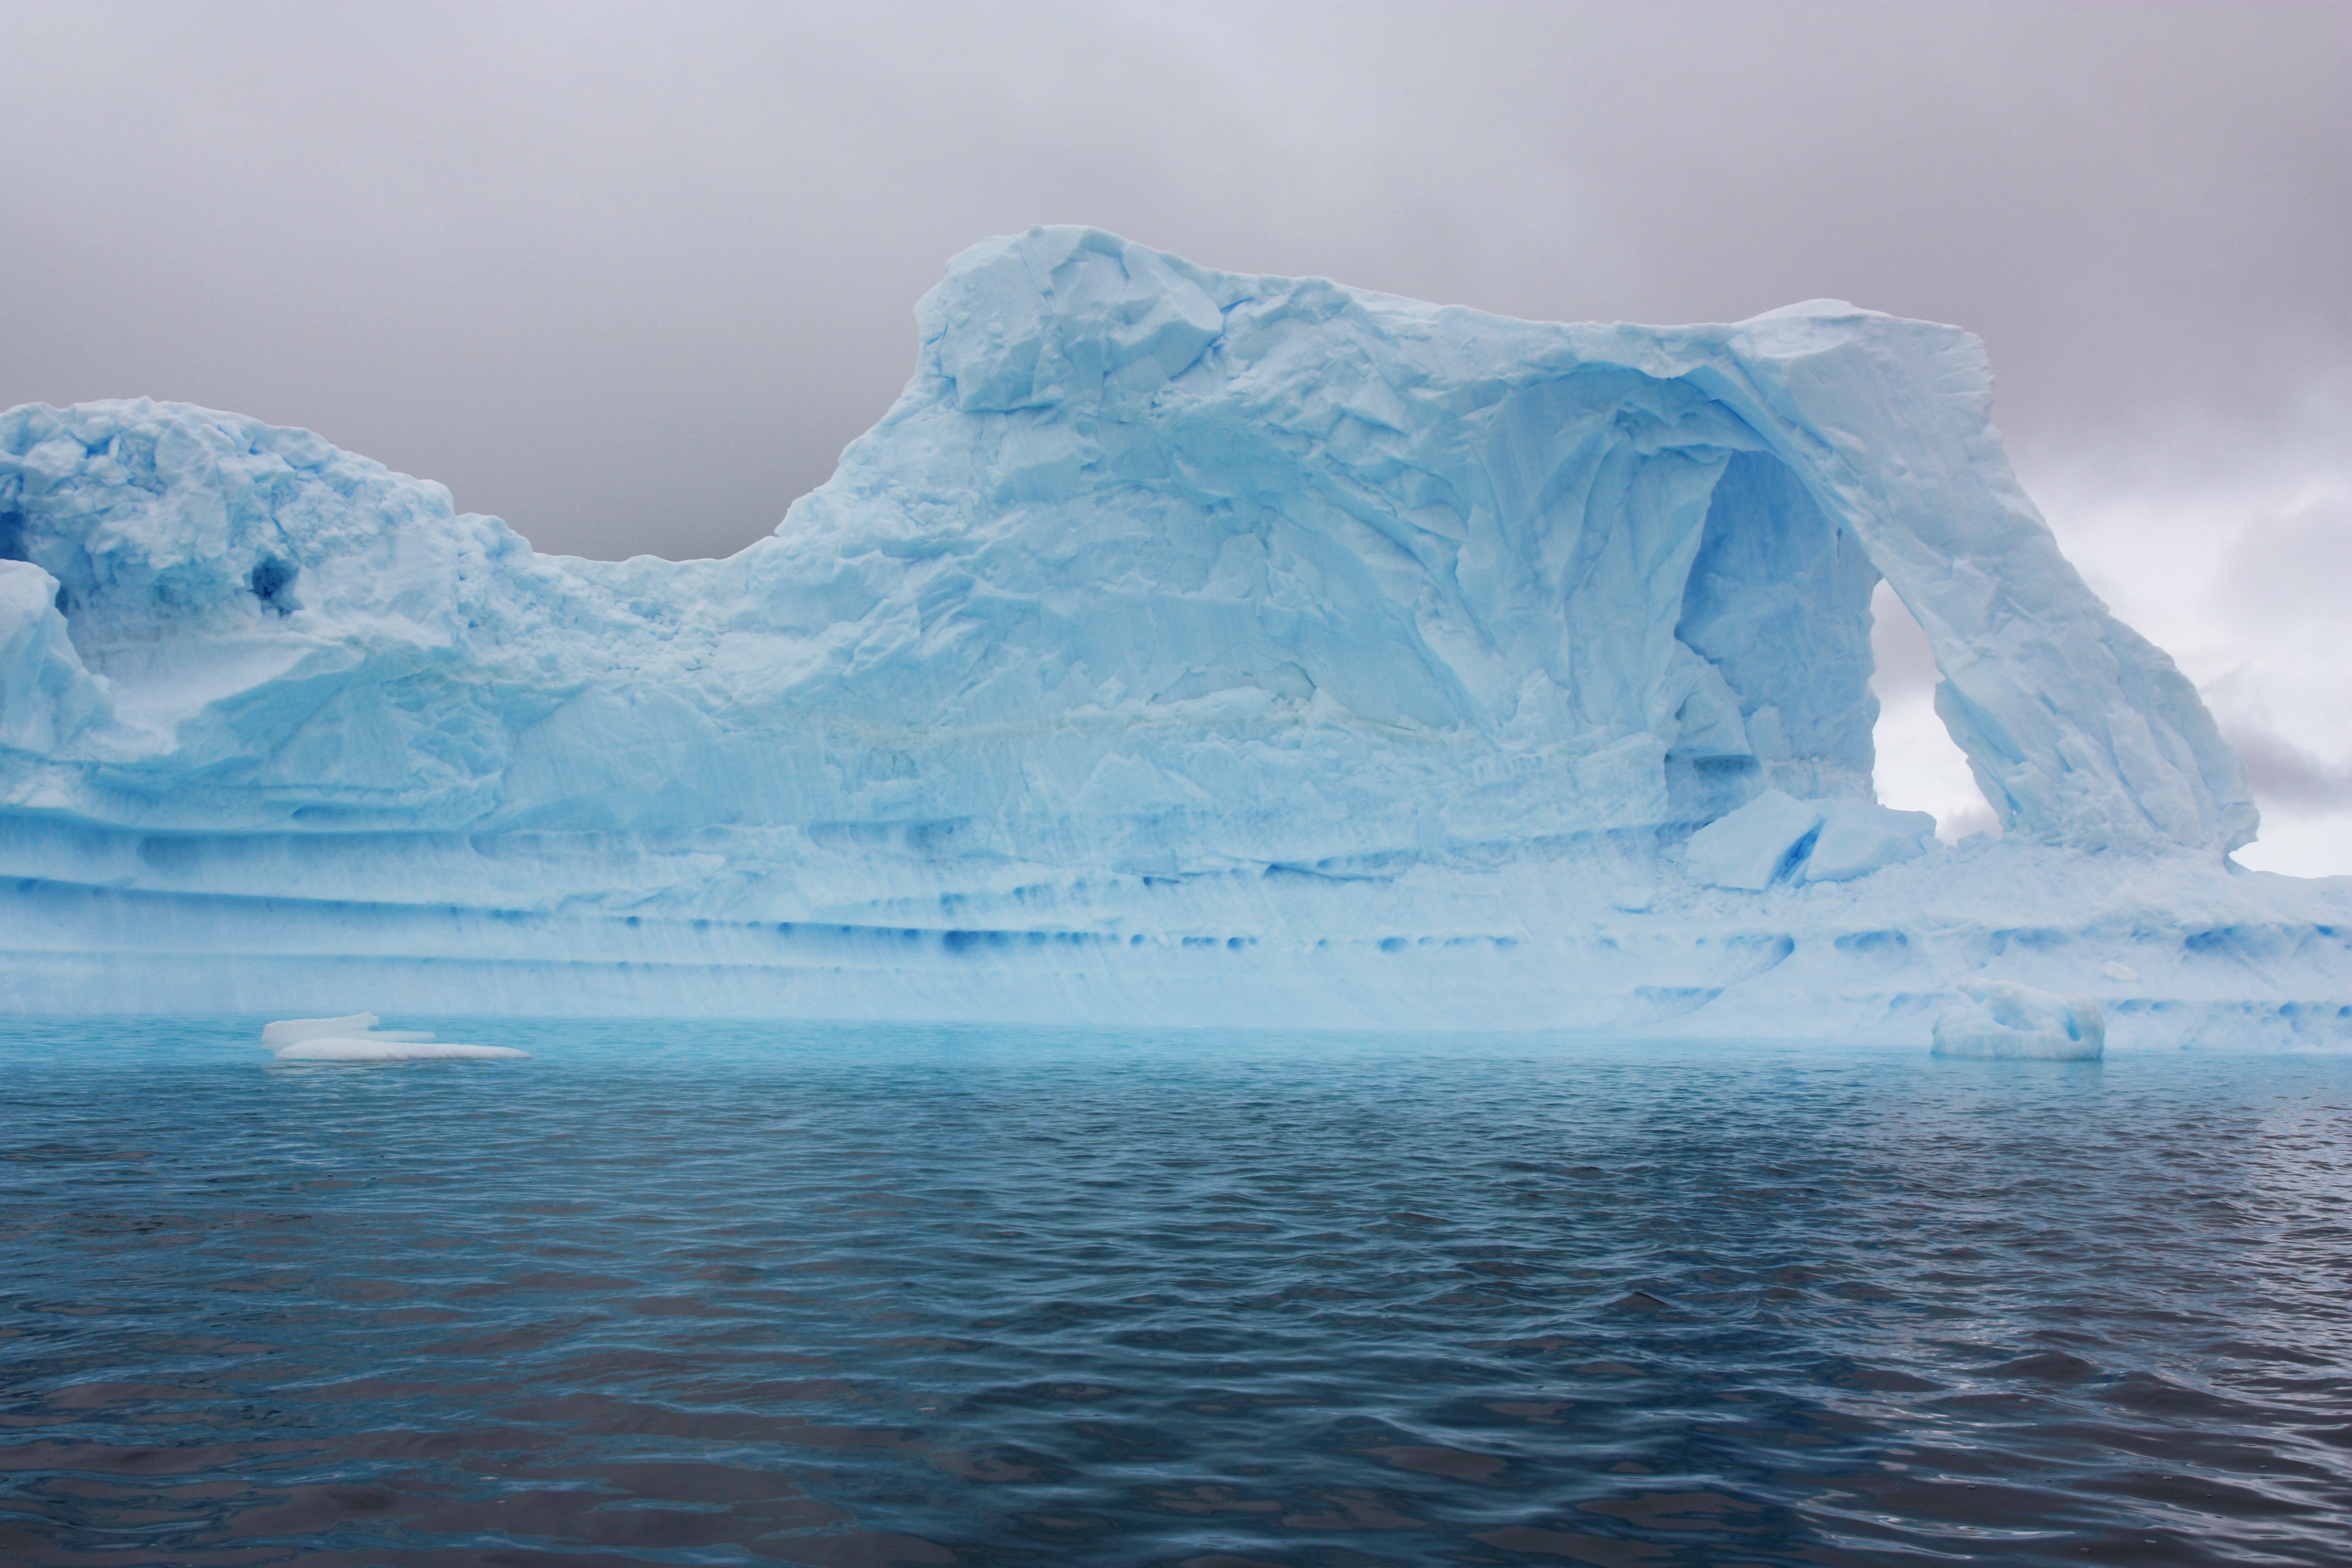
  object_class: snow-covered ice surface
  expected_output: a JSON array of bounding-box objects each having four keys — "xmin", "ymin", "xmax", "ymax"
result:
[{"xmin": 1, "ymin": 226, "xmax": 2344, "ymax": 1047}]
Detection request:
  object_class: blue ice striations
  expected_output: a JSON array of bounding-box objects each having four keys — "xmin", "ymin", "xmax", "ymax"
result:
[{"xmin": 1, "ymin": 227, "xmax": 2344, "ymax": 1044}]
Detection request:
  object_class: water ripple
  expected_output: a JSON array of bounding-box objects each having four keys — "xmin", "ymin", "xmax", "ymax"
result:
[{"xmin": 1, "ymin": 1020, "xmax": 2346, "ymax": 1565}]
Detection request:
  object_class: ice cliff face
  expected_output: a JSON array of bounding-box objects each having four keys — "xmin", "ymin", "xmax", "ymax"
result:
[{"xmin": 1, "ymin": 227, "xmax": 2340, "ymax": 1043}]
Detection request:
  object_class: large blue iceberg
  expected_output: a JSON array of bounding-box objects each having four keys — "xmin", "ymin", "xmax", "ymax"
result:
[{"xmin": 2, "ymin": 227, "xmax": 2345, "ymax": 1045}]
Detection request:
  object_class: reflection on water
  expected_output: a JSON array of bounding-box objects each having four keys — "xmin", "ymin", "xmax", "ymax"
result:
[{"xmin": 1, "ymin": 1020, "xmax": 2346, "ymax": 1566}]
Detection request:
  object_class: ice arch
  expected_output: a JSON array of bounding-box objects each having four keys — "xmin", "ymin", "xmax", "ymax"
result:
[
  {"xmin": 901, "ymin": 228, "xmax": 2252, "ymax": 856},
  {"xmin": 1641, "ymin": 300, "xmax": 2257, "ymax": 854}
]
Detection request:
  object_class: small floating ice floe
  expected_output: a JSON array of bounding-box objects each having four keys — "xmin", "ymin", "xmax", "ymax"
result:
[
  {"xmin": 1930, "ymin": 981, "xmax": 2104, "ymax": 1060},
  {"xmin": 260, "ymin": 1012, "xmax": 528, "ymax": 1061}
]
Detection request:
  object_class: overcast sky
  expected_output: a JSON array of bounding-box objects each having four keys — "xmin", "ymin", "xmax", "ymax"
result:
[{"xmin": 6, "ymin": 1, "xmax": 2346, "ymax": 873}]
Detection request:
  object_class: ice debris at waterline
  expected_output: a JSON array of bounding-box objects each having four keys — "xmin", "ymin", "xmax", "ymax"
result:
[
  {"xmin": 261, "ymin": 1012, "xmax": 526, "ymax": 1062},
  {"xmin": 1931, "ymin": 982, "xmax": 2105, "ymax": 1061},
  {"xmin": 1, "ymin": 226, "xmax": 2345, "ymax": 1046}
]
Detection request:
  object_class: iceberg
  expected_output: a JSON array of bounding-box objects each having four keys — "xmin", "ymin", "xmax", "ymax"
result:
[{"xmin": 1, "ymin": 226, "xmax": 2345, "ymax": 1048}]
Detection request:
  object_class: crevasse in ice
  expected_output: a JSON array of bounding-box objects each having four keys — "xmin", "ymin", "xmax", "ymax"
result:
[{"xmin": 2, "ymin": 227, "xmax": 2344, "ymax": 1044}]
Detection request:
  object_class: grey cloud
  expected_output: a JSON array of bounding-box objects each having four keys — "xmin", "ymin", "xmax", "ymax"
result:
[
  {"xmin": 2217, "ymin": 490, "xmax": 2352, "ymax": 629},
  {"xmin": 1869, "ymin": 584, "xmax": 1943, "ymax": 700},
  {"xmin": 3, "ymin": 0, "xmax": 2345, "ymax": 561},
  {"xmin": 2222, "ymin": 722, "xmax": 2352, "ymax": 815}
]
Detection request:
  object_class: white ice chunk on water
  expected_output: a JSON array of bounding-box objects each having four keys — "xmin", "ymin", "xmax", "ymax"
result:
[
  {"xmin": 260, "ymin": 1012, "xmax": 516, "ymax": 1060},
  {"xmin": 261, "ymin": 1013, "xmax": 385, "ymax": 1046},
  {"xmin": 1931, "ymin": 981, "xmax": 2105, "ymax": 1060},
  {"xmin": 1684, "ymin": 792, "xmax": 1823, "ymax": 891},
  {"xmin": 1800, "ymin": 803, "xmax": 1938, "ymax": 883},
  {"xmin": 261, "ymin": 1012, "xmax": 432, "ymax": 1045},
  {"xmin": 273, "ymin": 1037, "xmax": 528, "ymax": 1061}
]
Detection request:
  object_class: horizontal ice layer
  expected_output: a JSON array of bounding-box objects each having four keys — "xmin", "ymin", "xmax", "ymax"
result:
[
  {"xmin": 0, "ymin": 226, "xmax": 2341, "ymax": 1043},
  {"xmin": 0, "ymin": 827, "xmax": 2341, "ymax": 1047}
]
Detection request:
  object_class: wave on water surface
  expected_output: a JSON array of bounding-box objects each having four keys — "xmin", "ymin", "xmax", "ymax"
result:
[{"xmin": 2, "ymin": 1019, "xmax": 2346, "ymax": 1566}]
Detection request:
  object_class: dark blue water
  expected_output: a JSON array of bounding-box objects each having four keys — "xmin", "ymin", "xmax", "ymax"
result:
[{"xmin": 2, "ymin": 1021, "xmax": 2346, "ymax": 1567}]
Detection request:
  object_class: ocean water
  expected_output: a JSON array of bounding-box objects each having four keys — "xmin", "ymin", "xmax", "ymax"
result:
[{"xmin": 1, "ymin": 1020, "xmax": 2346, "ymax": 1567}]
